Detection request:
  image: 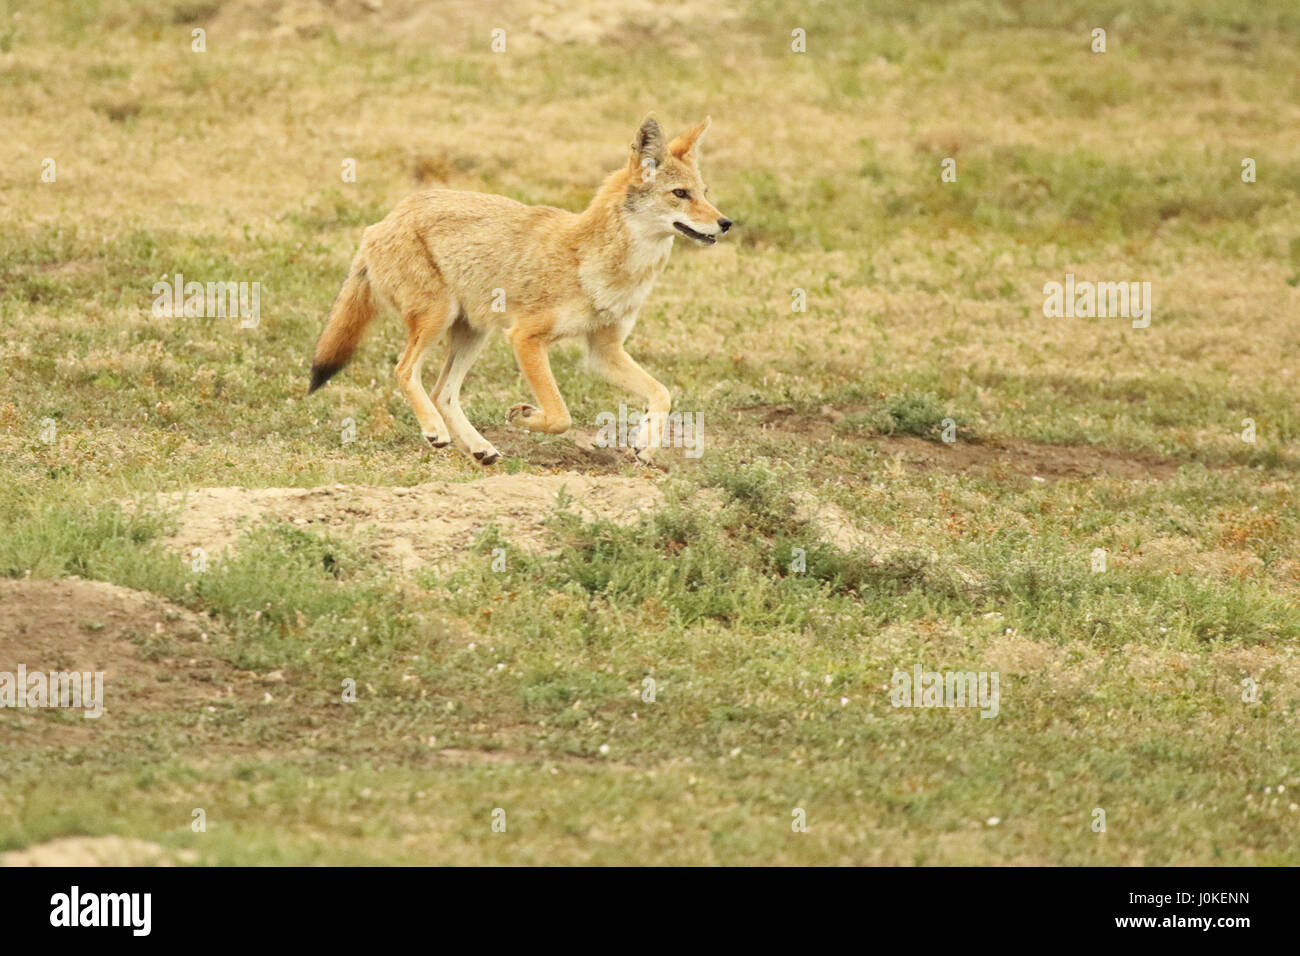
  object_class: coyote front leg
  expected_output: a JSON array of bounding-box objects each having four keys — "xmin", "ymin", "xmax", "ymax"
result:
[
  {"xmin": 585, "ymin": 324, "xmax": 671, "ymax": 454},
  {"xmin": 506, "ymin": 325, "xmax": 572, "ymax": 435}
]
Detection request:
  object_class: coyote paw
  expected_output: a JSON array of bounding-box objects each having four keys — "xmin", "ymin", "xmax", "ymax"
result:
[
  {"xmin": 507, "ymin": 403, "xmax": 569, "ymax": 434},
  {"xmin": 507, "ymin": 403, "xmax": 540, "ymax": 428}
]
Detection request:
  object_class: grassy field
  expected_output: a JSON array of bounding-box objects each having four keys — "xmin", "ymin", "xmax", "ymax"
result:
[{"xmin": 2, "ymin": 0, "xmax": 1299, "ymax": 865}]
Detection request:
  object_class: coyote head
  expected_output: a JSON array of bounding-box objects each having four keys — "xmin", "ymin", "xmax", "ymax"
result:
[{"xmin": 624, "ymin": 116, "xmax": 731, "ymax": 245}]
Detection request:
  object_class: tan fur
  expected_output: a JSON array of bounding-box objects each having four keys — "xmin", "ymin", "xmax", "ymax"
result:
[
  {"xmin": 308, "ymin": 116, "xmax": 730, "ymax": 464},
  {"xmin": 312, "ymin": 261, "xmax": 377, "ymax": 374}
]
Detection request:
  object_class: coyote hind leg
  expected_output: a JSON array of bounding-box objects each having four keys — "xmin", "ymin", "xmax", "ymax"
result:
[
  {"xmin": 396, "ymin": 300, "xmax": 455, "ymax": 449},
  {"xmin": 505, "ymin": 323, "xmax": 571, "ymax": 436},
  {"xmin": 432, "ymin": 314, "xmax": 500, "ymax": 465}
]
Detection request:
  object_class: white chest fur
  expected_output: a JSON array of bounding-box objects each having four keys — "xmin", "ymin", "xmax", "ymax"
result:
[{"xmin": 579, "ymin": 222, "xmax": 673, "ymax": 328}]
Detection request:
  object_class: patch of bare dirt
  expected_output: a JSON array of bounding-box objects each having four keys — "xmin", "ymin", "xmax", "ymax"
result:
[
  {"xmin": 735, "ymin": 403, "xmax": 1192, "ymax": 481},
  {"xmin": 0, "ymin": 836, "xmax": 199, "ymax": 867},
  {"xmin": 0, "ymin": 579, "xmax": 245, "ymax": 746},
  {"xmin": 877, "ymin": 435, "xmax": 1184, "ymax": 481},
  {"xmin": 733, "ymin": 403, "xmax": 841, "ymax": 444},
  {"xmin": 792, "ymin": 492, "xmax": 904, "ymax": 554},
  {"xmin": 153, "ymin": 473, "xmax": 661, "ymax": 573},
  {"xmin": 490, "ymin": 431, "xmax": 632, "ymax": 473}
]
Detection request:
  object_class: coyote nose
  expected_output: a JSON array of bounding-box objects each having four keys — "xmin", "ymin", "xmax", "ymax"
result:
[{"xmin": 718, "ymin": 218, "xmax": 732, "ymax": 233}]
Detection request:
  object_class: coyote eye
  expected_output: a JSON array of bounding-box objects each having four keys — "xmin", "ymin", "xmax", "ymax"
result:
[{"xmin": 671, "ymin": 188, "xmax": 690, "ymax": 199}]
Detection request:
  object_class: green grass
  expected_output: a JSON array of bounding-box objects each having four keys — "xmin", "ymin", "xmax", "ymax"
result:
[{"xmin": 1, "ymin": 0, "xmax": 1299, "ymax": 865}]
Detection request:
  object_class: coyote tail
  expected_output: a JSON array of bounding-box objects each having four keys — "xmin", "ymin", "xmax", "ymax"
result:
[{"xmin": 308, "ymin": 259, "xmax": 377, "ymax": 393}]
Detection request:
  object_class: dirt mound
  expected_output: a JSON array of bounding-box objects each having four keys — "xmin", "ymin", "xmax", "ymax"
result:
[
  {"xmin": 154, "ymin": 473, "xmax": 661, "ymax": 573},
  {"xmin": 0, "ymin": 836, "xmax": 199, "ymax": 867},
  {"xmin": 0, "ymin": 579, "xmax": 241, "ymax": 746},
  {"xmin": 793, "ymin": 492, "xmax": 905, "ymax": 554}
]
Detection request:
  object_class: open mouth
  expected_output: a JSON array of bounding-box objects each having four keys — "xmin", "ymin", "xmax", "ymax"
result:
[{"xmin": 673, "ymin": 222, "xmax": 717, "ymax": 245}]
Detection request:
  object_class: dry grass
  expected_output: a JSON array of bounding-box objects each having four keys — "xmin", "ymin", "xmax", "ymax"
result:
[{"xmin": 2, "ymin": 0, "xmax": 1299, "ymax": 865}]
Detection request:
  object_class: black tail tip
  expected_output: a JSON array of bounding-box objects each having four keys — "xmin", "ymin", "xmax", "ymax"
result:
[{"xmin": 308, "ymin": 363, "xmax": 343, "ymax": 394}]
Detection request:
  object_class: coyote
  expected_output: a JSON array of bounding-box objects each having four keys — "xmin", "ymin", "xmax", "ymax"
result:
[{"xmin": 308, "ymin": 116, "xmax": 731, "ymax": 464}]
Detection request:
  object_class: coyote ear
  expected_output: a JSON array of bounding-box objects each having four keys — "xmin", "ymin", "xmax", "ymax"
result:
[
  {"xmin": 630, "ymin": 115, "xmax": 666, "ymax": 168},
  {"xmin": 669, "ymin": 116, "xmax": 711, "ymax": 163}
]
